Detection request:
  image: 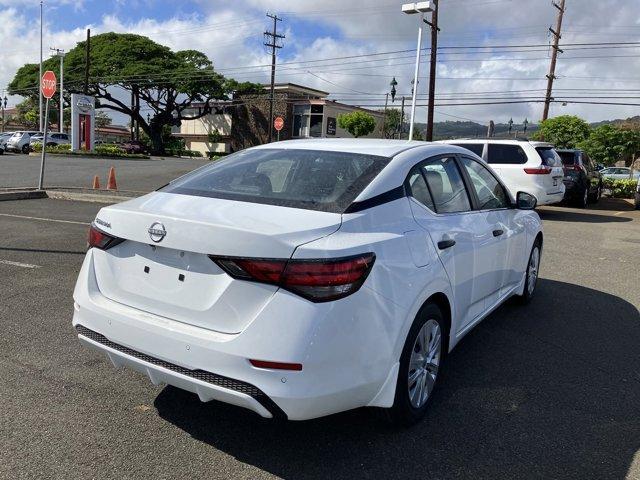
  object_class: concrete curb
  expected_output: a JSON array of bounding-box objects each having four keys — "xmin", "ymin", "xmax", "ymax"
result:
[
  {"xmin": 0, "ymin": 190, "xmax": 48, "ymax": 202},
  {"xmin": 46, "ymin": 190, "xmax": 135, "ymax": 204},
  {"xmin": 27, "ymin": 152, "xmax": 152, "ymax": 161}
]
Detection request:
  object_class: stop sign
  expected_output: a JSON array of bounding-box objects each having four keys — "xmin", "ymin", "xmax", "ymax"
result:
[
  {"xmin": 41, "ymin": 71, "xmax": 57, "ymax": 99},
  {"xmin": 274, "ymin": 116, "xmax": 284, "ymax": 131}
]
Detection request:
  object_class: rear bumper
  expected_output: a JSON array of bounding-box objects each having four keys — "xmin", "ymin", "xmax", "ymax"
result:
[
  {"xmin": 76, "ymin": 325, "xmax": 284, "ymax": 419},
  {"xmin": 72, "ymin": 250, "xmax": 401, "ymax": 420}
]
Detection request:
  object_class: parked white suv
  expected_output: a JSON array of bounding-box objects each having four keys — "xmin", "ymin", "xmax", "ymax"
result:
[
  {"xmin": 440, "ymin": 139, "xmax": 565, "ymax": 206},
  {"xmin": 6, "ymin": 131, "xmax": 41, "ymax": 153}
]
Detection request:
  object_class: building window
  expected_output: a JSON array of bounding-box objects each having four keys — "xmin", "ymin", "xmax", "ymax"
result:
[{"xmin": 293, "ymin": 104, "xmax": 324, "ymax": 138}]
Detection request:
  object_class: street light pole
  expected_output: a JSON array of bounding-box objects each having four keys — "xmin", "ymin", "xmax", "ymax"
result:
[
  {"xmin": 1, "ymin": 95, "xmax": 7, "ymax": 133},
  {"xmin": 402, "ymin": 2, "xmax": 433, "ymax": 141}
]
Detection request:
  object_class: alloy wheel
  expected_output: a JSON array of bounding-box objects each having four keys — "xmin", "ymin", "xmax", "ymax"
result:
[{"xmin": 408, "ymin": 319, "xmax": 441, "ymax": 409}]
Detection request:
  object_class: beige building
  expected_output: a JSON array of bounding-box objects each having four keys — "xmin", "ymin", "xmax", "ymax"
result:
[{"xmin": 175, "ymin": 84, "xmax": 385, "ymax": 156}]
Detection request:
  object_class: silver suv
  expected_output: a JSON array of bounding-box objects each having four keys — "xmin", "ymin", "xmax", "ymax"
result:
[{"xmin": 30, "ymin": 132, "xmax": 70, "ymax": 148}]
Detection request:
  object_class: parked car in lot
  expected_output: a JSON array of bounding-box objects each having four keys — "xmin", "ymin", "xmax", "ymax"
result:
[
  {"xmin": 121, "ymin": 140, "xmax": 147, "ymax": 154},
  {"xmin": 556, "ymin": 148, "xmax": 602, "ymax": 208},
  {"xmin": 6, "ymin": 131, "xmax": 41, "ymax": 153},
  {"xmin": 29, "ymin": 132, "xmax": 70, "ymax": 148},
  {"xmin": 635, "ymin": 178, "xmax": 640, "ymax": 210},
  {"xmin": 599, "ymin": 166, "xmax": 639, "ymax": 180},
  {"xmin": 73, "ymin": 139, "xmax": 543, "ymax": 425},
  {"xmin": 0, "ymin": 132, "xmax": 13, "ymax": 154},
  {"xmin": 440, "ymin": 139, "xmax": 565, "ymax": 206}
]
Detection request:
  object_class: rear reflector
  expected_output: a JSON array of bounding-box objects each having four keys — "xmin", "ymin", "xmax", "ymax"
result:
[
  {"xmin": 524, "ymin": 167, "xmax": 552, "ymax": 175},
  {"xmin": 250, "ymin": 359, "xmax": 303, "ymax": 371},
  {"xmin": 88, "ymin": 224, "xmax": 124, "ymax": 250},
  {"xmin": 212, "ymin": 253, "xmax": 376, "ymax": 302}
]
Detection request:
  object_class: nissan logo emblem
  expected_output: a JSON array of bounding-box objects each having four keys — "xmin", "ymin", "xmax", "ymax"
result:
[{"xmin": 148, "ymin": 222, "xmax": 167, "ymax": 243}]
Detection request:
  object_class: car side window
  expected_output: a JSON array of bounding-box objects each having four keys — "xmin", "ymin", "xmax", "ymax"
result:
[
  {"xmin": 452, "ymin": 143, "xmax": 484, "ymax": 157},
  {"xmin": 407, "ymin": 166, "xmax": 435, "ymax": 211},
  {"xmin": 422, "ymin": 157, "xmax": 471, "ymax": 213},
  {"xmin": 459, "ymin": 156, "xmax": 509, "ymax": 210},
  {"xmin": 487, "ymin": 144, "xmax": 528, "ymax": 165}
]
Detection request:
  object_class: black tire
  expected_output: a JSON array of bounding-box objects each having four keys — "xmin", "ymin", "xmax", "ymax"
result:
[
  {"xmin": 517, "ymin": 240, "xmax": 542, "ymax": 305},
  {"xmin": 574, "ymin": 186, "xmax": 588, "ymax": 208},
  {"xmin": 21, "ymin": 144, "xmax": 30, "ymax": 154},
  {"xmin": 386, "ymin": 303, "xmax": 448, "ymax": 426},
  {"xmin": 589, "ymin": 183, "xmax": 602, "ymax": 204}
]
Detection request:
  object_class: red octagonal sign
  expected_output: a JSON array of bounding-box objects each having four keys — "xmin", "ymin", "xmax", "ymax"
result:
[
  {"xmin": 41, "ymin": 70, "xmax": 57, "ymax": 99},
  {"xmin": 274, "ymin": 116, "xmax": 284, "ymax": 131}
]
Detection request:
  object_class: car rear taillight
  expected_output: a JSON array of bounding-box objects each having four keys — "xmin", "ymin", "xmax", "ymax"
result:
[
  {"xmin": 524, "ymin": 166, "xmax": 552, "ymax": 174},
  {"xmin": 87, "ymin": 224, "xmax": 124, "ymax": 250},
  {"xmin": 211, "ymin": 253, "xmax": 376, "ymax": 302}
]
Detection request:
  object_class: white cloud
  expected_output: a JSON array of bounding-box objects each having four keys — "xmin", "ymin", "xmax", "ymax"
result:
[{"xmin": 1, "ymin": 0, "xmax": 640, "ymax": 126}]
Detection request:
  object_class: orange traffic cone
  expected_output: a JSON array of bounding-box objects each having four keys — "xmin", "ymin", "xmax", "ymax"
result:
[
  {"xmin": 92, "ymin": 175, "xmax": 101, "ymax": 189},
  {"xmin": 106, "ymin": 166, "xmax": 118, "ymax": 190}
]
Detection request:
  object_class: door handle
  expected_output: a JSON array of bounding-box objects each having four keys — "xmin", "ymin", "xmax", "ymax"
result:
[
  {"xmin": 492, "ymin": 229, "xmax": 504, "ymax": 237},
  {"xmin": 437, "ymin": 239, "xmax": 456, "ymax": 250}
]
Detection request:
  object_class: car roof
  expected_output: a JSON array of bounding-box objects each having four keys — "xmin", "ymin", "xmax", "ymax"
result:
[
  {"xmin": 251, "ymin": 138, "xmax": 429, "ymax": 158},
  {"xmin": 440, "ymin": 138, "xmax": 554, "ymax": 148}
]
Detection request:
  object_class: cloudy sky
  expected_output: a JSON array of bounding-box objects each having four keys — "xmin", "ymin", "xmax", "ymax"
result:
[{"xmin": 1, "ymin": 0, "xmax": 639, "ymax": 127}]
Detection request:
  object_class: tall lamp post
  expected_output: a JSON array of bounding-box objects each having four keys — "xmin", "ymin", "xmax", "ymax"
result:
[
  {"xmin": 402, "ymin": 1, "xmax": 433, "ymax": 141},
  {"xmin": 1, "ymin": 95, "xmax": 7, "ymax": 133}
]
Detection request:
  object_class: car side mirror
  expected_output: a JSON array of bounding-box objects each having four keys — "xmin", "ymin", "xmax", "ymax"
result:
[{"xmin": 516, "ymin": 191, "xmax": 537, "ymax": 210}]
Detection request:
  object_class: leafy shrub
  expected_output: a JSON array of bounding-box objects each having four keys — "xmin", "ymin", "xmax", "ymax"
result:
[
  {"xmin": 95, "ymin": 144, "xmax": 125, "ymax": 155},
  {"xmin": 166, "ymin": 149, "xmax": 203, "ymax": 157},
  {"xmin": 602, "ymin": 178, "xmax": 638, "ymax": 198},
  {"xmin": 31, "ymin": 142, "xmax": 71, "ymax": 153}
]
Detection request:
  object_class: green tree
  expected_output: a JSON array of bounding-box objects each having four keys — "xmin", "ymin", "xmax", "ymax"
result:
[
  {"xmin": 577, "ymin": 124, "xmax": 638, "ymax": 166},
  {"xmin": 95, "ymin": 110, "xmax": 112, "ymax": 129},
  {"xmin": 8, "ymin": 33, "xmax": 259, "ymax": 154},
  {"xmin": 337, "ymin": 111, "xmax": 376, "ymax": 138},
  {"xmin": 381, "ymin": 108, "xmax": 402, "ymax": 138},
  {"xmin": 532, "ymin": 115, "xmax": 591, "ymax": 148}
]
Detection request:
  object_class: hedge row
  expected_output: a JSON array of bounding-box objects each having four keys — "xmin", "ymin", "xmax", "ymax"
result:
[{"xmin": 602, "ymin": 178, "xmax": 638, "ymax": 198}]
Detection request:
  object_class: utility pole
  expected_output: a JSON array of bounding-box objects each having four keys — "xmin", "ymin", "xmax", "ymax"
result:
[
  {"xmin": 542, "ymin": 0, "xmax": 565, "ymax": 121},
  {"xmin": 39, "ymin": 1, "xmax": 43, "ymax": 132},
  {"xmin": 264, "ymin": 13, "xmax": 284, "ymax": 143},
  {"xmin": 51, "ymin": 48, "xmax": 64, "ymax": 132},
  {"xmin": 84, "ymin": 29, "xmax": 91, "ymax": 94},
  {"xmin": 425, "ymin": 0, "xmax": 439, "ymax": 141}
]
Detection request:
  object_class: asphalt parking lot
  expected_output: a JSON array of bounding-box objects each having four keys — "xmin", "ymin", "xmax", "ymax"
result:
[
  {"xmin": 0, "ymin": 152, "xmax": 209, "ymax": 192},
  {"xmin": 1, "ymin": 197, "xmax": 639, "ymax": 480}
]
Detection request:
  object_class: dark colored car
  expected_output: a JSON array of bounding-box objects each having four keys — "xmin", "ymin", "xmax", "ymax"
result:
[
  {"xmin": 556, "ymin": 149, "xmax": 602, "ymax": 208},
  {"xmin": 121, "ymin": 140, "xmax": 147, "ymax": 154}
]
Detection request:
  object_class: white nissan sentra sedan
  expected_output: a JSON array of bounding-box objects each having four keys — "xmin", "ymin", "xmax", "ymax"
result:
[{"xmin": 72, "ymin": 139, "xmax": 542, "ymax": 425}]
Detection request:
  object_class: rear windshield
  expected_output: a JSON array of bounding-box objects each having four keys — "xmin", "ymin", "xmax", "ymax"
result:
[
  {"xmin": 486, "ymin": 144, "xmax": 528, "ymax": 164},
  {"xmin": 536, "ymin": 147, "xmax": 562, "ymax": 167},
  {"xmin": 161, "ymin": 148, "xmax": 391, "ymax": 213},
  {"xmin": 557, "ymin": 151, "xmax": 576, "ymax": 166}
]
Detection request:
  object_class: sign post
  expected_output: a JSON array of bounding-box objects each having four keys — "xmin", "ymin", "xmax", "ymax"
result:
[
  {"xmin": 38, "ymin": 70, "xmax": 57, "ymax": 190},
  {"xmin": 274, "ymin": 116, "xmax": 284, "ymax": 142}
]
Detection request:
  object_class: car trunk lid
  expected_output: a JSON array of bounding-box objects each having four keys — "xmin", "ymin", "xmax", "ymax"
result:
[{"xmin": 91, "ymin": 192, "xmax": 342, "ymax": 333}]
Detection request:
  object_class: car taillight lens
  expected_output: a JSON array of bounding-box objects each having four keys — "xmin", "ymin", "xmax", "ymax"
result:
[
  {"xmin": 87, "ymin": 224, "xmax": 124, "ymax": 250},
  {"xmin": 524, "ymin": 166, "xmax": 552, "ymax": 174},
  {"xmin": 211, "ymin": 253, "xmax": 376, "ymax": 302}
]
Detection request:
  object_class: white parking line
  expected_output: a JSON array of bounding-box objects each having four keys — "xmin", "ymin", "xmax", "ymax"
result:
[
  {"xmin": 0, "ymin": 213, "xmax": 89, "ymax": 225},
  {"xmin": 0, "ymin": 259, "xmax": 40, "ymax": 269}
]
